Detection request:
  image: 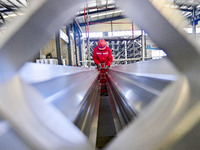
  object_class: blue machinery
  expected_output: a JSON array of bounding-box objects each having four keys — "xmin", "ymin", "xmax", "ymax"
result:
[{"xmin": 1, "ymin": 0, "xmax": 200, "ymax": 149}]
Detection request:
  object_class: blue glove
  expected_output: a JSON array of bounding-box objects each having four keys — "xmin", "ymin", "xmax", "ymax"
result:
[
  {"xmin": 105, "ymin": 65, "xmax": 109, "ymax": 69},
  {"xmin": 98, "ymin": 64, "xmax": 101, "ymax": 69}
]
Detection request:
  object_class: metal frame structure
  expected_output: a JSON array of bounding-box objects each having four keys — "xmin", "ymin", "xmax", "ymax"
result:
[
  {"xmin": 1, "ymin": 0, "xmax": 200, "ymax": 150},
  {"xmin": 176, "ymin": 3, "xmax": 200, "ymax": 37},
  {"xmin": 66, "ymin": 25, "xmax": 72, "ymax": 66},
  {"xmin": 83, "ymin": 36, "xmax": 143, "ymax": 66},
  {"xmin": 55, "ymin": 32, "xmax": 63, "ymax": 65}
]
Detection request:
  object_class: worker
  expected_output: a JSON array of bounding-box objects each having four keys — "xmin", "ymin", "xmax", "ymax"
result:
[{"xmin": 93, "ymin": 39, "xmax": 113, "ymax": 95}]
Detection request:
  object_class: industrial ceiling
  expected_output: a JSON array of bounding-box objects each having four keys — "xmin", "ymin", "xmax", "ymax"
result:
[
  {"xmin": 0, "ymin": 0, "xmax": 28, "ymax": 28},
  {"xmin": 172, "ymin": 0, "xmax": 200, "ymax": 6},
  {"xmin": 0, "ymin": 0, "xmax": 200, "ymax": 29}
]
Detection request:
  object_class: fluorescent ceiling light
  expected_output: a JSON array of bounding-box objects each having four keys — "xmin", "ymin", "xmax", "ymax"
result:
[
  {"xmin": 82, "ymin": 30, "xmax": 143, "ymax": 39},
  {"xmin": 3, "ymin": 14, "xmax": 17, "ymax": 18},
  {"xmin": 3, "ymin": 13, "xmax": 24, "ymax": 19},
  {"xmin": 91, "ymin": 10, "xmax": 124, "ymax": 18},
  {"xmin": 108, "ymin": 30, "xmax": 142, "ymax": 37}
]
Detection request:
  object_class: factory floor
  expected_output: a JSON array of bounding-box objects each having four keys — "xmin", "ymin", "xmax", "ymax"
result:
[{"xmin": 96, "ymin": 95, "xmax": 116, "ymax": 149}]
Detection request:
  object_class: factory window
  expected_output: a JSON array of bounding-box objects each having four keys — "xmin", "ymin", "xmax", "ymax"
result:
[
  {"xmin": 108, "ymin": 30, "xmax": 142, "ymax": 37},
  {"xmin": 82, "ymin": 32, "xmax": 103, "ymax": 38},
  {"xmin": 184, "ymin": 27, "xmax": 200, "ymax": 33}
]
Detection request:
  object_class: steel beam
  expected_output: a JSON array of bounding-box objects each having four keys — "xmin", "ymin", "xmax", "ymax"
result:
[
  {"xmin": 66, "ymin": 25, "xmax": 72, "ymax": 66},
  {"xmin": 78, "ymin": 15, "xmax": 127, "ymax": 26},
  {"xmin": 89, "ymin": 35, "xmax": 141, "ymax": 41},
  {"xmin": 16, "ymin": 0, "xmax": 26, "ymax": 7},
  {"xmin": 179, "ymin": 8, "xmax": 193, "ymax": 12},
  {"xmin": 192, "ymin": 7, "xmax": 197, "ymax": 38},
  {"xmin": 76, "ymin": 7, "xmax": 118, "ymax": 17},
  {"xmin": 55, "ymin": 32, "xmax": 62, "ymax": 65},
  {"xmin": 124, "ymin": 41, "xmax": 127, "ymax": 64},
  {"xmin": 78, "ymin": 32, "xmax": 82, "ymax": 63},
  {"xmin": 111, "ymin": 21, "xmax": 113, "ymax": 36},
  {"xmin": 0, "ymin": 12, "xmax": 5, "ymax": 23},
  {"xmin": 7, "ymin": 0, "xmax": 19, "ymax": 9},
  {"xmin": 0, "ymin": 2, "xmax": 15, "ymax": 12},
  {"xmin": 141, "ymin": 30, "xmax": 146, "ymax": 61}
]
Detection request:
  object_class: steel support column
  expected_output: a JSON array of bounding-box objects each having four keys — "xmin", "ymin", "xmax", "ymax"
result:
[
  {"xmin": 192, "ymin": 7, "xmax": 197, "ymax": 39},
  {"xmin": 132, "ymin": 22, "xmax": 134, "ymax": 38},
  {"xmin": 124, "ymin": 41, "xmax": 127, "ymax": 64},
  {"xmin": 111, "ymin": 21, "xmax": 113, "ymax": 36},
  {"xmin": 87, "ymin": 38, "xmax": 91, "ymax": 67},
  {"xmin": 74, "ymin": 21, "xmax": 83, "ymax": 65},
  {"xmin": 78, "ymin": 32, "xmax": 82, "ymax": 65},
  {"xmin": 79, "ymin": 16, "xmax": 126, "ymax": 27},
  {"xmin": 141, "ymin": 30, "xmax": 146, "ymax": 61},
  {"xmin": 55, "ymin": 32, "xmax": 62, "ymax": 65},
  {"xmin": 66, "ymin": 25, "xmax": 72, "ymax": 66},
  {"xmin": 73, "ymin": 23, "xmax": 78, "ymax": 66},
  {"xmin": 144, "ymin": 31, "xmax": 147, "ymax": 59}
]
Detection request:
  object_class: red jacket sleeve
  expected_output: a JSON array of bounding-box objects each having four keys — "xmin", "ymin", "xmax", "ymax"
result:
[
  {"xmin": 92, "ymin": 47, "xmax": 100, "ymax": 65},
  {"xmin": 106, "ymin": 47, "xmax": 113, "ymax": 67}
]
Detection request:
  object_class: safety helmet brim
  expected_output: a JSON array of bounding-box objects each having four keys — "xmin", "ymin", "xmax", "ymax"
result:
[{"xmin": 98, "ymin": 46, "xmax": 106, "ymax": 50}]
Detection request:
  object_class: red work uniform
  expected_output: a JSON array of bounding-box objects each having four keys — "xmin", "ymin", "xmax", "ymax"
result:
[
  {"xmin": 93, "ymin": 46, "xmax": 113, "ymax": 93},
  {"xmin": 93, "ymin": 46, "xmax": 113, "ymax": 68}
]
